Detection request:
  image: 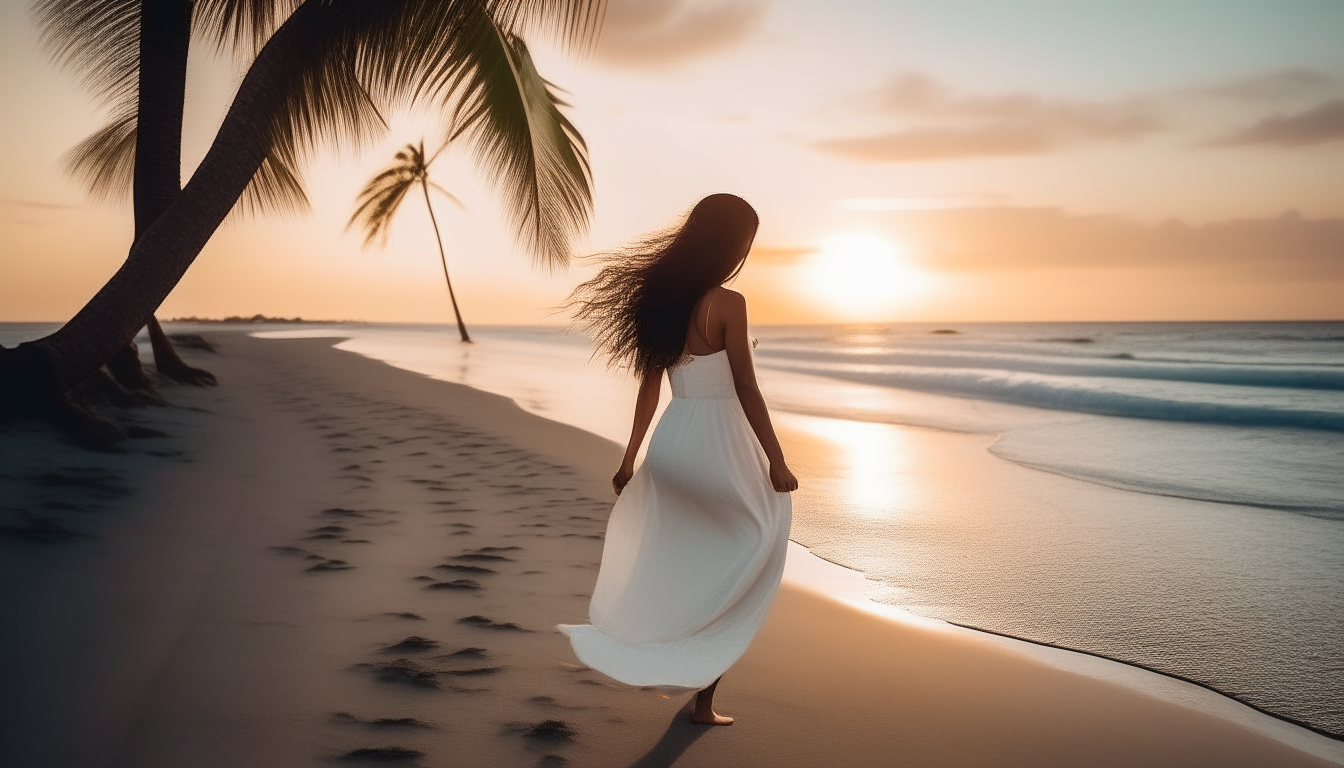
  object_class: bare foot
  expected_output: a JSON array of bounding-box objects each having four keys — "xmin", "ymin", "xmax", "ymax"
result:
[
  {"xmin": 690, "ymin": 711, "xmax": 734, "ymax": 726},
  {"xmin": 692, "ymin": 676, "xmax": 732, "ymax": 725}
]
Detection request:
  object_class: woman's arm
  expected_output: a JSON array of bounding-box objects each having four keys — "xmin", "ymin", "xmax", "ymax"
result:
[
  {"xmin": 613, "ymin": 367, "xmax": 663, "ymax": 495},
  {"xmin": 721, "ymin": 291, "xmax": 799, "ymax": 493}
]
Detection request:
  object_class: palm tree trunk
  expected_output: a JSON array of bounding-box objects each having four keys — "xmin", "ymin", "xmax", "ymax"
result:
[
  {"xmin": 421, "ymin": 178, "xmax": 472, "ymax": 343},
  {"xmin": 2, "ymin": 1, "xmax": 327, "ymax": 399},
  {"xmin": 132, "ymin": 0, "xmax": 219, "ymax": 387},
  {"xmin": 105, "ymin": 0, "xmax": 214, "ymax": 394},
  {"xmin": 146, "ymin": 315, "xmax": 217, "ymax": 385},
  {"xmin": 135, "ymin": 0, "xmax": 191, "ymax": 237}
]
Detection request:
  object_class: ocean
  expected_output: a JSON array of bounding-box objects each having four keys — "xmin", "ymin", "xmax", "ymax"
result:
[{"xmin": 5, "ymin": 320, "xmax": 1343, "ymax": 736}]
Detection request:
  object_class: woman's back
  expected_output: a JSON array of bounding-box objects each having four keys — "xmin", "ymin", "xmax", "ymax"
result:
[
  {"xmin": 669, "ymin": 350, "xmax": 736, "ymax": 400},
  {"xmin": 682, "ymin": 287, "xmax": 730, "ymax": 357}
]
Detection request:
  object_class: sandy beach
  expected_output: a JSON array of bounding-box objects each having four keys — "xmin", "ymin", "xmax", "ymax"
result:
[{"xmin": 2, "ymin": 333, "xmax": 1341, "ymax": 768}]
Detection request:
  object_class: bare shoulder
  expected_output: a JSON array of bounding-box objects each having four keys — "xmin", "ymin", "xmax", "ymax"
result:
[{"xmin": 718, "ymin": 287, "xmax": 747, "ymax": 312}]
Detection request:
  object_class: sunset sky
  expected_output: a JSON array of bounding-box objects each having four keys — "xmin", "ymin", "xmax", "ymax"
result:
[{"xmin": 2, "ymin": 0, "xmax": 1342, "ymax": 325}]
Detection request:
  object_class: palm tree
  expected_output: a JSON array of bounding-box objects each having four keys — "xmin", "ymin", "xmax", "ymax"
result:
[
  {"xmin": 349, "ymin": 139, "xmax": 473, "ymax": 342},
  {"xmin": 38, "ymin": 0, "xmax": 222, "ymax": 392},
  {"xmin": 5, "ymin": 0, "xmax": 600, "ymax": 441}
]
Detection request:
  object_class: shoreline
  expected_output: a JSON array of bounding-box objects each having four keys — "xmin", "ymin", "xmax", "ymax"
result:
[
  {"xmin": 786, "ymin": 541, "xmax": 1344, "ymax": 755},
  {"xmin": 1, "ymin": 332, "xmax": 1340, "ymax": 766},
  {"xmin": 284, "ymin": 328, "xmax": 1344, "ymax": 758},
  {"xmin": 944, "ymin": 617, "xmax": 1344, "ymax": 743},
  {"xmin": 251, "ymin": 324, "xmax": 1344, "ymax": 742}
]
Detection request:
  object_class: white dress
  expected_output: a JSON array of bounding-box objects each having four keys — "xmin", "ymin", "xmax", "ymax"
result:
[{"xmin": 558, "ymin": 349, "xmax": 792, "ymax": 690}]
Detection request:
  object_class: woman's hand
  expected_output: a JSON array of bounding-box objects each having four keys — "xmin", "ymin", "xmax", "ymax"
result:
[
  {"xmin": 612, "ymin": 463, "xmax": 634, "ymax": 496},
  {"xmin": 769, "ymin": 462, "xmax": 799, "ymax": 493}
]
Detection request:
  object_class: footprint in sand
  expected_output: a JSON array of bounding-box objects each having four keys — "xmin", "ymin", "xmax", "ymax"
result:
[
  {"xmin": 330, "ymin": 712, "xmax": 433, "ymax": 729},
  {"xmin": 436, "ymin": 647, "xmax": 488, "ymax": 660},
  {"xmin": 507, "ymin": 719, "xmax": 577, "ymax": 742},
  {"xmin": 321, "ymin": 507, "xmax": 369, "ymax": 518},
  {"xmin": 381, "ymin": 636, "xmax": 439, "ymax": 653},
  {"xmin": 269, "ymin": 544, "xmax": 314, "ymax": 557},
  {"xmin": 337, "ymin": 746, "xmax": 424, "ymax": 761},
  {"xmin": 443, "ymin": 666, "xmax": 505, "ymax": 676},
  {"xmin": 354, "ymin": 658, "xmax": 441, "ymax": 687},
  {"xmin": 306, "ymin": 524, "xmax": 348, "ymax": 540},
  {"xmin": 452, "ymin": 545, "xmax": 521, "ymax": 562},
  {"xmin": 434, "ymin": 563, "xmax": 495, "ymax": 575},
  {"xmin": 458, "ymin": 615, "xmax": 529, "ymax": 632},
  {"xmin": 453, "ymin": 553, "xmax": 514, "ymax": 563},
  {"xmin": 307, "ymin": 558, "xmax": 354, "ymax": 572},
  {"xmin": 424, "ymin": 579, "xmax": 482, "ymax": 591}
]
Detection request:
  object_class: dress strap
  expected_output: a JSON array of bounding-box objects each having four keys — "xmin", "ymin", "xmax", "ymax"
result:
[{"xmin": 700, "ymin": 291, "xmax": 717, "ymax": 349}]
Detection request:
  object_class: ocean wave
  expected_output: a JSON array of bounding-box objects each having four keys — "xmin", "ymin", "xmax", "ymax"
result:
[
  {"xmin": 755, "ymin": 347, "xmax": 1344, "ymax": 390},
  {"xmin": 758, "ymin": 360, "xmax": 1344, "ymax": 432},
  {"xmin": 988, "ymin": 448, "xmax": 1344, "ymax": 521},
  {"xmin": 985, "ymin": 419, "xmax": 1344, "ymax": 521}
]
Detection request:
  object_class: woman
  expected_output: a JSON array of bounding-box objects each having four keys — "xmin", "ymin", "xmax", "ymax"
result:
[{"xmin": 559, "ymin": 193, "xmax": 798, "ymax": 726}]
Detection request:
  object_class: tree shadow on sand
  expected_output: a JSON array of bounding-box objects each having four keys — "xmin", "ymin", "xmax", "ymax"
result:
[{"xmin": 626, "ymin": 708, "xmax": 712, "ymax": 768}]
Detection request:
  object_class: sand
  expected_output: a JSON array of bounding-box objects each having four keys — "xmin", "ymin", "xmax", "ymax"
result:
[{"xmin": 0, "ymin": 333, "xmax": 1340, "ymax": 767}]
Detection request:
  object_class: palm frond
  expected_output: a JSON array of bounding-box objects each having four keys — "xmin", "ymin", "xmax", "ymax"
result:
[
  {"xmin": 194, "ymin": 0, "xmax": 597, "ymax": 257},
  {"xmin": 488, "ymin": 0, "xmax": 606, "ymax": 51},
  {"xmin": 347, "ymin": 142, "xmax": 424, "ymax": 248},
  {"xmin": 428, "ymin": 181, "xmax": 466, "ymax": 209},
  {"xmin": 62, "ymin": 103, "xmax": 312, "ymax": 216},
  {"xmin": 443, "ymin": 8, "xmax": 593, "ymax": 270},
  {"xmin": 32, "ymin": 0, "xmax": 139, "ymax": 110},
  {"xmin": 233, "ymin": 142, "xmax": 311, "ymax": 218},
  {"xmin": 60, "ymin": 106, "xmax": 138, "ymax": 204},
  {"xmin": 235, "ymin": 0, "xmax": 389, "ymax": 221},
  {"xmin": 46, "ymin": 0, "xmax": 598, "ymax": 250},
  {"xmin": 194, "ymin": 0, "xmax": 302, "ymax": 57}
]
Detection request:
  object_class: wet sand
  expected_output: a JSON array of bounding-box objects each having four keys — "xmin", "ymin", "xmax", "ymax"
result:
[{"xmin": 0, "ymin": 334, "xmax": 1339, "ymax": 767}]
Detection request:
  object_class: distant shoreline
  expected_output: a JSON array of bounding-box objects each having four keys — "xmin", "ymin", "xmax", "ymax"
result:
[{"xmin": 162, "ymin": 314, "xmax": 344, "ymax": 324}]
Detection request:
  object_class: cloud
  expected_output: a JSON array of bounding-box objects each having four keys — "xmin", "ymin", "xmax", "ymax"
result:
[
  {"xmin": 1192, "ymin": 69, "xmax": 1341, "ymax": 103},
  {"xmin": 896, "ymin": 208, "xmax": 1344, "ymax": 278},
  {"xmin": 816, "ymin": 125, "xmax": 1064, "ymax": 162},
  {"xmin": 866, "ymin": 72, "xmax": 1158, "ymax": 137},
  {"xmin": 0, "ymin": 197, "xmax": 78, "ymax": 210},
  {"xmin": 834, "ymin": 194, "xmax": 1007, "ymax": 211},
  {"xmin": 747, "ymin": 245, "xmax": 813, "ymax": 264},
  {"xmin": 0, "ymin": 197, "xmax": 81, "ymax": 225},
  {"xmin": 1208, "ymin": 99, "xmax": 1344, "ymax": 148},
  {"xmin": 814, "ymin": 72, "xmax": 1163, "ymax": 162},
  {"xmin": 595, "ymin": 0, "xmax": 767, "ymax": 69},
  {"xmin": 756, "ymin": 208, "xmax": 1344, "ymax": 279},
  {"xmin": 813, "ymin": 68, "xmax": 1344, "ymax": 162}
]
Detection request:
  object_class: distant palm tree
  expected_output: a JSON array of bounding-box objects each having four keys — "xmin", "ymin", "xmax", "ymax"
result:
[
  {"xmin": 7, "ymin": 0, "xmax": 600, "ymax": 441},
  {"xmin": 350, "ymin": 139, "xmax": 473, "ymax": 342}
]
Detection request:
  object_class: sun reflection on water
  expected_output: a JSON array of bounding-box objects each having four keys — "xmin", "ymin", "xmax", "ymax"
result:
[{"xmin": 786, "ymin": 415, "xmax": 915, "ymax": 518}]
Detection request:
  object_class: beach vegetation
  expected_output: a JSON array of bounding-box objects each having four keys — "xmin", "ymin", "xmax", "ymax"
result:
[{"xmin": 2, "ymin": 0, "xmax": 600, "ymax": 445}]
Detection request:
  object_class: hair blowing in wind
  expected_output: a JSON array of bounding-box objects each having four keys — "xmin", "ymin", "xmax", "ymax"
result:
[{"xmin": 567, "ymin": 194, "xmax": 760, "ymax": 378}]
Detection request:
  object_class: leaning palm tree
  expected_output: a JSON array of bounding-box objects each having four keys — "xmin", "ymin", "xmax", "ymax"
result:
[
  {"xmin": 6, "ymin": 0, "xmax": 601, "ymax": 442},
  {"xmin": 349, "ymin": 139, "xmax": 473, "ymax": 342},
  {"xmin": 37, "ymin": 0, "xmax": 233, "ymax": 391}
]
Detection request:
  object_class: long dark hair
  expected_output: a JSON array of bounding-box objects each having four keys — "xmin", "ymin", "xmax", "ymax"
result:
[{"xmin": 568, "ymin": 193, "xmax": 759, "ymax": 377}]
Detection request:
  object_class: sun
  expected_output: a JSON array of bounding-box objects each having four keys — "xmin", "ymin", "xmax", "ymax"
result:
[{"xmin": 800, "ymin": 234, "xmax": 925, "ymax": 318}]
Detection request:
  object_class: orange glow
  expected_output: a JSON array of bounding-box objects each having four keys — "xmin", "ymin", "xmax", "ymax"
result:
[
  {"xmin": 786, "ymin": 416, "xmax": 915, "ymax": 518},
  {"xmin": 2, "ymin": 2, "xmax": 1342, "ymax": 324},
  {"xmin": 798, "ymin": 235, "xmax": 930, "ymax": 320}
]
